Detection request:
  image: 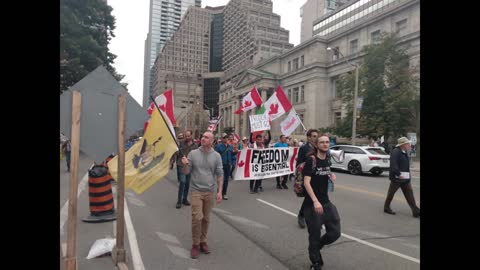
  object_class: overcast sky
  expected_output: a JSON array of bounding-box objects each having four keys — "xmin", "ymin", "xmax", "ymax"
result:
[{"xmin": 108, "ymin": 0, "xmax": 304, "ymax": 106}]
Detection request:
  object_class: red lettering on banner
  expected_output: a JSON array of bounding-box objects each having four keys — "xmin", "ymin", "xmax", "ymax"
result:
[
  {"xmin": 290, "ymin": 147, "xmax": 298, "ymax": 172},
  {"xmin": 245, "ymin": 150, "xmax": 251, "ymax": 178}
]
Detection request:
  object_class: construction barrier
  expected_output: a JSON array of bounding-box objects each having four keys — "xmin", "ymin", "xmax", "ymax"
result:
[{"xmin": 82, "ymin": 164, "xmax": 116, "ymax": 223}]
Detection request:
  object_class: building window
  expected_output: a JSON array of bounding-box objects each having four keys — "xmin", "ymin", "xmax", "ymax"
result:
[
  {"xmin": 371, "ymin": 30, "xmax": 381, "ymax": 44},
  {"xmin": 288, "ymin": 89, "xmax": 292, "ymax": 101},
  {"xmin": 334, "ymin": 112, "xmax": 342, "ymax": 127},
  {"xmin": 293, "ymin": 58, "xmax": 299, "ymax": 70},
  {"xmin": 350, "ymin": 39, "xmax": 358, "ymax": 54},
  {"xmin": 395, "ymin": 19, "xmax": 407, "ymax": 35},
  {"xmin": 293, "ymin": 87, "xmax": 299, "ymax": 103},
  {"xmin": 301, "ymin": 55, "xmax": 304, "ymax": 67},
  {"xmin": 332, "ymin": 78, "xmax": 338, "ymax": 98},
  {"xmin": 288, "ymin": 61, "xmax": 291, "ymax": 72},
  {"xmin": 300, "ymin": 85, "xmax": 305, "ymax": 103},
  {"xmin": 333, "ymin": 46, "xmax": 340, "ymax": 60}
]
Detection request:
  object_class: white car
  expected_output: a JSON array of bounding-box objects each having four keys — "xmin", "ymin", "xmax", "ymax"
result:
[{"xmin": 330, "ymin": 145, "xmax": 390, "ymax": 175}]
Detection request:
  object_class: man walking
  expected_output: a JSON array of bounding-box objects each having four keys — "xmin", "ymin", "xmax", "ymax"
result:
[
  {"xmin": 303, "ymin": 135, "xmax": 341, "ymax": 270},
  {"xmin": 274, "ymin": 135, "xmax": 289, "ymax": 189},
  {"xmin": 175, "ymin": 130, "xmax": 198, "ymax": 209},
  {"xmin": 384, "ymin": 137, "xmax": 420, "ymax": 218},
  {"xmin": 214, "ymin": 134, "xmax": 233, "ymax": 200},
  {"xmin": 297, "ymin": 129, "xmax": 319, "ymax": 228},
  {"xmin": 181, "ymin": 131, "xmax": 223, "ymax": 259}
]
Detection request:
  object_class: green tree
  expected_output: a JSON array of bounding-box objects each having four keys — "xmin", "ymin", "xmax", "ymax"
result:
[
  {"xmin": 334, "ymin": 33, "xmax": 419, "ymax": 142},
  {"xmin": 60, "ymin": 0, "xmax": 126, "ymax": 93}
]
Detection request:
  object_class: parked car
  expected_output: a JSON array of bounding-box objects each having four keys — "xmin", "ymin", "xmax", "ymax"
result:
[{"xmin": 329, "ymin": 145, "xmax": 390, "ymax": 175}]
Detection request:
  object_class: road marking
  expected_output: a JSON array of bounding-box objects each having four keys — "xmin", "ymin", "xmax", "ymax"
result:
[
  {"xmin": 156, "ymin": 232, "xmax": 181, "ymax": 245},
  {"xmin": 226, "ymin": 215, "xmax": 270, "ymax": 229},
  {"xmin": 124, "ymin": 198, "xmax": 146, "ymax": 270},
  {"xmin": 212, "ymin": 207, "xmax": 233, "ymax": 215},
  {"xmin": 166, "ymin": 245, "xmax": 192, "ymax": 260},
  {"xmin": 256, "ymin": 199, "xmax": 420, "ymax": 264},
  {"xmin": 60, "ymin": 172, "xmax": 89, "ymax": 236},
  {"xmin": 61, "ymin": 242, "xmax": 67, "ymax": 257}
]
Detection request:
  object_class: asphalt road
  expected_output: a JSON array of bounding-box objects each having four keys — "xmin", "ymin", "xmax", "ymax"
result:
[{"xmin": 60, "ymin": 155, "xmax": 420, "ymax": 270}]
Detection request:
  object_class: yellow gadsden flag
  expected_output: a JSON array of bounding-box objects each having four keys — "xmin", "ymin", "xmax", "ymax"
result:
[{"xmin": 108, "ymin": 107, "xmax": 178, "ymax": 194}]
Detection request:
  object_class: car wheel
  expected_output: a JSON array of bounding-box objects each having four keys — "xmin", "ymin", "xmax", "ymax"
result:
[
  {"xmin": 348, "ymin": 160, "xmax": 362, "ymax": 175},
  {"xmin": 371, "ymin": 169, "xmax": 382, "ymax": 176}
]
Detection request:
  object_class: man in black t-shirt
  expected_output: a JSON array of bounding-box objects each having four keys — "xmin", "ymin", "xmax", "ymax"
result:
[
  {"xmin": 303, "ymin": 135, "xmax": 341, "ymax": 270},
  {"xmin": 297, "ymin": 129, "xmax": 319, "ymax": 229}
]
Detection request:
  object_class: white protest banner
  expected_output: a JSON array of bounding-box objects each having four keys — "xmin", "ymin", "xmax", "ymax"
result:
[
  {"xmin": 249, "ymin": 114, "xmax": 271, "ymax": 132},
  {"xmin": 280, "ymin": 110, "xmax": 302, "ymax": 137},
  {"xmin": 233, "ymin": 147, "xmax": 299, "ymax": 180}
]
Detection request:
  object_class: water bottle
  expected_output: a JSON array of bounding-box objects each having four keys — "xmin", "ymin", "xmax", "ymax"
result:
[{"xmin": 328, "ymin": 178, "xmax": 334, "ymax": 192}]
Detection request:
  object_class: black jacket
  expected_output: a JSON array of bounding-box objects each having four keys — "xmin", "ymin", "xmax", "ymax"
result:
[
  {"xmin": 297, "ymin": 142, "xmax": 314, "ymax": 164},
  {"xmin": 389, "ymin": 147, "xmax": 410, "ymax": 182}
]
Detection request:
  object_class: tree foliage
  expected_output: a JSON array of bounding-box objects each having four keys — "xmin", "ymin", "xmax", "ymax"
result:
[
  {"xmin": 60, "ymin": 0, "xmax": 126, "ymax": 93},
  {"xmin": 333, "ymin": 33, "xmax": 419, "ymax": 142}
]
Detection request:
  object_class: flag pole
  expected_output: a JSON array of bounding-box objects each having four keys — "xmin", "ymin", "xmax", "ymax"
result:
[{"xmin": 150, "ymin": 95, "xmax": 182, "ymax": 153}]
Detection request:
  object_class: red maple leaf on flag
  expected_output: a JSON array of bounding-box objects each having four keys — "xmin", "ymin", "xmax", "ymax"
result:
[
  {"xmin": 269, "ymin": 103, "xmax": 279, "ymax": 115},
  {"xmin": 244, "ymin": 100, "xmax": 252, "ymax": 108},
  {"xmin": 159, "ymin": 104, "xmax": 166, "ymax": 112},
  {"xmin": 238, "ymin": 160, "xmax": 245, "ymax": 167}
]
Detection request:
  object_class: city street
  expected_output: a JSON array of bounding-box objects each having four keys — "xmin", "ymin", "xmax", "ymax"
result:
[{"xmin": 60, "ymin": 153, "xmax": 420, "ymax": 270}]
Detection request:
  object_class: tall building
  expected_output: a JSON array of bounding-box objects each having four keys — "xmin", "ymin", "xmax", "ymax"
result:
[
  {"xmin": 143, "ymin": 0, "xmax": 201, "ymax": 108},
  {"xmin": 300, "ymin": 0, "xmax": 350, "ymax": 43},
  {"xmin": 203, "ymin": 5, "xmax": 225, "ymax": 118},
  {"xmin": 152, "ymin": 6, "xmax": 211, "ymax": 100},
  {"xmin": 151, "ymin": 6, "xmax": 212, "ymax": 138},
  {"xmin": 222, "ymin": 0, "xmax": 294, "ymax": 75}
]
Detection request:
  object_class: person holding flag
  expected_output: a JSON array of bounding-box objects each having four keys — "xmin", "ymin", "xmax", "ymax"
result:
[{"xmin": 181, "ymin": 131, "xmax": 223, "ymax": 259}]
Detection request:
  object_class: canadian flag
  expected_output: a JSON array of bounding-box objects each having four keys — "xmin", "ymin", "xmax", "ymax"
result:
[
  {"xmin": 263, "ymin": 85, "xmax": 292, "ymax": 121},
  {"xmin": 144, "ymin": 89, "xmax": 176, "ymax": 134},
  {"xmin": 234, "ymin": 86, "xmax": 263, "ymax": 114},
  {"xmin": 280, "ymin": 110, "xmax": 302, "ymax": 137}
]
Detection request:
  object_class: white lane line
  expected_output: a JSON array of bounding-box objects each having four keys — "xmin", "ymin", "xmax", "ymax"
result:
[
  {"xmin": 256, "ymin": 199, "xmax": 420, "ymax": 264},
  {"xmin": 156, "ymin": 232, "xmax": 181, "ymax": 245},
  {"xmin": 60, "ymin": 172, "xmax": 89, "ymax": 236},
  {"xmin": 166, "ymin": 245, "xmax": 192, "ymax": 260},
  {"xmin": 124, "ymin": 198, "xmax": 146, "ymax": 270}
]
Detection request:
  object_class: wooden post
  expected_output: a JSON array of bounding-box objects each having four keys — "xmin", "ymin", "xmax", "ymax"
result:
[
  {"xmin": 65, "ymin": 91, "xmax": 81, "ymax": 270},
  {"xmin": 113, "ymin": 94, "xmax": 127, "ymax": 266}
]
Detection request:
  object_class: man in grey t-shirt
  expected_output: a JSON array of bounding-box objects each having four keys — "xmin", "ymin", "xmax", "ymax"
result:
[{"xmin": 181, "ymin": 130, "xmax": 223, "ymax": 259}]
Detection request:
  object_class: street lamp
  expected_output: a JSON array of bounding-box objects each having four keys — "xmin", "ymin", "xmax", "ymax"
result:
[
  {"xmin": 327, "ymin": 47, "xmax": 360, "ymax": 145},
  {"xmin": 196, "ymin": 100, "xmax": 213, "ymax": 120}
]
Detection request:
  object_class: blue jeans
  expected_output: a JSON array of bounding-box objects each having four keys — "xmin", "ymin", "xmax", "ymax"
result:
[
  {"xmin": 177, "ymin": 166, "xmax": 191, "ymax": 203},
  {"xmin": 223, "ymin": 164, "xmax": 231, "ymax": 195}
]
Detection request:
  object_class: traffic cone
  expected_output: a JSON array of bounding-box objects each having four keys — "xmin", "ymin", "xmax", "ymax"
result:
[{"xmin": 82, "ymin": 164, "xmax": 116, "ymax": 223}]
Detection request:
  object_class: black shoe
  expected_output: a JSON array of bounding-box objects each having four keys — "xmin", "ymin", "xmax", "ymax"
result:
[
  {"xmin": 276, "ymin": 184, "xmax": 283, "ymax": 189},
  {"xmin": 281, "ymin": 183, "xmax": 289, "ymax": 189},
  {"xmin": 384, "ymin": 208, "xmax": 396, "ymax": 215},
  {"xmin": 319, "ymin": 253, "xmax": 324, "ymax": 266},
  {"xmin": 298, "ymin": 215, "xmax": 306, "ymax": 228},
  {"xmin": 182, "ymin": 199, "xmax": 191, "ymax": 206},
  {"xmin": 250, "ymin": 190, "xmax": 258, "ymax": 194},
  {"xmin": 176, "ymin": 202, "xmax": 182, "ymax": 209},
  {"xmin": 310, "ymin": 262, "xmax": 322, "ymax": 270}
]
